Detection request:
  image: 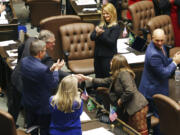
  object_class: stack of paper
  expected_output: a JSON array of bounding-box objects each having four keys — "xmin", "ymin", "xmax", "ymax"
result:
[
  {"xmin": 122, "ymin": 53, "xmax": 145, "ymax": 64},
  {"xmin": 0, "ymin": 40, "xmax": 17, "ymax": 47},
  {"xmin": 6, "ymin": 49, "xmax": 18, "ymax": 57},
  {"xmin": 117, "ymin": 38, "xmax": 129, "ymax": 53},
  {"xmin": 0, "ymin": 11, "xmax": 8, "ymax": 24},
  {"xmin": 80, "ymin": 111, "xmax": 91, "ymax": 122},
  {"xmin": 83, "ymin": 127, "xmax": 114, "ymax": 135}
]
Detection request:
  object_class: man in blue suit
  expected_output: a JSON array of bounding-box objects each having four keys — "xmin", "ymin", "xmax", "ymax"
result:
[
  {"xmin": 139, "ymin": 29, "xmax": 180, "ymax": 135},
  {"xmin": 21, "ymin": 39, "xmax": 64, "ymax": 135}
]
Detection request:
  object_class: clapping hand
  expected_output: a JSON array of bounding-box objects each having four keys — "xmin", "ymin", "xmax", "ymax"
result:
[
  {"xmin": 50, "ymin": 59, "xmax": 65, "ymax": 71},
  {"xmin": 95, "ymin": 26, "xmax": 105, "ymax": 36},
  {"xmin": 173, "ymin": 51, "xmax": 180, "ymax": 65}
]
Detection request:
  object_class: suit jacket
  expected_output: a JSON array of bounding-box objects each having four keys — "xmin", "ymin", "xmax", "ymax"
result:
[
  {"xmin": 92, "ymin": 71, "xmax": 148, "ymax": 116},
  {"xmin": 159, "ymin": 0, "xmax": 180, "ymax": 25},
  {"xmin": 139, "ymin": 41, "xmax": 176, "ymax": 99},
  {"xmin": 90, "ymin": 24, "xmax": 120, "ymax": 58},
  {"xmin": 11, "ymin": 37, "xmax": 69, "ymax": 93},
  {"xmin": 21, "ymin": 56, "xmax": 59, "ymax": 114}
]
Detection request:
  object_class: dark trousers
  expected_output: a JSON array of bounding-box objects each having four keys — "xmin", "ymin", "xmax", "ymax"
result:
[
  {"xmin": 8, "ymin": 85, "xmax": 22, "ymax": 123},
  {"xmin": 25, "ymin": 109, "xmax": 51, "ymax": 135},
  {"xmin": 94, "ymin": 56, "xmax": 112, "ymax": 78}
]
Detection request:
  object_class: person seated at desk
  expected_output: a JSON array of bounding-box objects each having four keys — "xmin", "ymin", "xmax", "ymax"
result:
[
  {"xmin": 0, "ymin": 3, "xmax": 5, "ymax": 14},
  {"xmin": 85, "ymin": 54, "xmax": 149, "ymax": 135},
  {"xmin": 49, "ymin": 75, "xmax": 83, "ymax": 135},
  {"xmin": 21, "ymin": 39, "xmax": 64, "ymax": 135},
  {"xmin": 90, "ymin": 3, "xmax": 121, "ymax": 78}
]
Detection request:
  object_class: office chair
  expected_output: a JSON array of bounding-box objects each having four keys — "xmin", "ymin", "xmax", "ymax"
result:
[
  {"xmin": 0, "ymin": 109, "xmax": 39, "ymax": 135},
  {"xmin": 26, "ymin": 0, "xmax": 61, "ymax": 28},
  {"xmin": 153, "ymin": 94, "xmax": 180, "ymax": 135},
  {"xmin": 147, "ymin": 15, "xmax": 180, "ymax": 58},
  {"xmin": 40, "ymin": 15, "xmax": 81, "ymax": 60},
  {"xmin": 59, "ymin": 23, "xmax": 95, "ymax": 75},
  {"xmin": 128, "ymin": 1, "xmax": 155, "ymax": 37}
]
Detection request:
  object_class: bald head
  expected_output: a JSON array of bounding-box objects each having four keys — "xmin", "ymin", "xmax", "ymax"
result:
[{"xmin": 152, "ymin": 29, "xmax": 166, "ymax": 48}]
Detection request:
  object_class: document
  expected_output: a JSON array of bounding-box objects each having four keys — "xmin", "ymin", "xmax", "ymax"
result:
[
  {"xmin": 122, "ymin": 53, "xmax": 145, "ymax": 64},
  {"xmin": 80, "ymin": 111, "xmax": 91, "ymax": 121},
  {"xmin": 0, "ymin": 11, "xmax": 8, "ymax": 24},
  {"xmin": 76, "ymin": 0, "xmax": 96, "ymax": 5},
  {"xmin": 82, "ymin": 127, "xmax": 114, "ymax": 135},
  {"xmin": 82, "ymin": 8, "xmax": 97, "ymax": 12},
  {"xmin": 117, "ymin": 38, "xmax": 130, "ymax": 53},
  {"xmin": 6, "ymin": 49, "xmax": 18, "ymax": 57},
  {"xmin": 0, "ymin": 0, "xmax": 9, "ymax": 2},
  {"xmin": 0, "ymin": 40, "xmax": 17, "ymax": 46}
]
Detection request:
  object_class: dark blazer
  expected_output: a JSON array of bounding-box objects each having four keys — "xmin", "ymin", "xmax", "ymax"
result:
[
  {"xmin": 11, "ymin": 37, "xmax": 69, "ymax": 93},
  {"xmin": 90, "ymin": 24, "xmax": 120, "ymax": 58},
  {"xmin": 92, "ymin": 71, "xmax": 148, "ymax": 116},
  {"xmin": 159, "ymin": 0, "xmax": 180, "ymax": 25},
  {"xmin": 21, "ymin": 56, "xmax": 59, "ymax": 114},
  {"xmin": 139, "ymin": 41, "xmax": 176, "ymax": 99}
]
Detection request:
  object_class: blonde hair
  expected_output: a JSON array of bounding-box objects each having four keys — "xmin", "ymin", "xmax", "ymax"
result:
[
  {"xmin": 110, "ymin": 54, "xmax": 135, "ymax": 80},
  {"xmin": 99, "ymin": 3, "xmax": 118, "ymax": 27},
  {"xmin": 51, "ymin": 75, "xmax": 81, "ymax": 113}
]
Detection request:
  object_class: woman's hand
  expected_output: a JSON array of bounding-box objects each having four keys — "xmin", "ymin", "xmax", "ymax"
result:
[
  {"xmin": 117, "ymin": 99, "xmax": 122, "ymax": 106},
  {"xmin": 95, "ymin": 26, "xmax": 105, "ymax": 36}
]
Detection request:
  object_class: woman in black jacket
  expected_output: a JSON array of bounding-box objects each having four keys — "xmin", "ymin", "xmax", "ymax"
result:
[{"xmin": 90, "ymin": 3, "xmax": 120, "ymax": 78}]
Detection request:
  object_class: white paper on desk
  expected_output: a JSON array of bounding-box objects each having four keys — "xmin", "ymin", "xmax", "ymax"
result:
[
  {"xmin": 82, "ymin": 127, "xmax": 114, "ymax": 135},
  {"xmin": 0, "ymin": 40, "xmax": 17, "ymax": 46},
  {"xmin": 80, "ymin": 111, "xmax": 91, "ymax": 121},
  {"xmin": 82, "ymin": 8, "xmax": 97, "ymax": 12},
  {"xmin": 122, "ymin": 53, "xmax": 145, "ymax": 64},
  {"xmin": 11, "ymin": 66, "xmax": 15, "ymax": 70},
  {"xmin": 76, "ymin": 0, "xmax": 96, "ymax": 5},
  {"xmin": 12, "ymin": 59, "xmax": 17, "ymax": 64},
  {"xmin": 6, "ymin": 50, "xmax": 18, "ymax": 57},
  {"xmin": 0, "ymin": 11, "xmax": 8, "ymax": 24},
  {"xmin": 117, "ymin": 38, "xmax": 129, "ymax": 53},
  {"xmin": 0, "ymin": 0, "xmax": 9, "ymax": 2}
]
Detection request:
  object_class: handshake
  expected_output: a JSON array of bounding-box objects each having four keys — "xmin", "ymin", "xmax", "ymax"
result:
[{"xmin": 50, "ymin": 59, "xmax": 94, "ymax": 82}]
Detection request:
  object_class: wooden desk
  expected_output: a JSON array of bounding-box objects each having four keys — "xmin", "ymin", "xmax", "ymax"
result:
[
  {"xmin": 80, "ymin": 89, "xmax": 141, "ymax": 135},
  {"xmin": 70, "ymin": 0, "xmax": 101, "ymax": 24},
  {"xmin": 0, "ymin": 0, "xmax": 18, "ymax": 41}
]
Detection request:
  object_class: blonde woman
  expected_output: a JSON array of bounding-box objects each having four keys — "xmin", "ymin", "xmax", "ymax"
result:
[
  {"xmin": 86, "ymin": 54, "xmax": 149, "ymax": 135},
  {"xmin": 49, "ymin": 75, "xmax": 83, "ymax": 135},
  {"xmin": 90, "ymin": 3, "xmax": 121, "ymax": 78}
]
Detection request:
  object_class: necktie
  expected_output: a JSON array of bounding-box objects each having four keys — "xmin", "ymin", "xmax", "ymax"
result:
[{"xmin": 161, "ymin": 47, "xmax": 166, "ymax": 56}]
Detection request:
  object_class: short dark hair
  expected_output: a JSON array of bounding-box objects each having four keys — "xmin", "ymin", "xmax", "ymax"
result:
[{"xmin": 30, "ymin": 39, "xmax": 46, "ymax": 56}]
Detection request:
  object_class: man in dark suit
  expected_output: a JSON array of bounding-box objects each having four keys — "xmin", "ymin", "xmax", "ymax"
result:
[
  {"xmin": 139, "ymin": 28, "xmax": 180, "ymax": 135},
  {"xmin": 21, "ymin": 39, "xmax": 64, "ymax": 135},
  {"xmin": 9, "ymin": 30, "xmax": 69, "ymax": 125}
]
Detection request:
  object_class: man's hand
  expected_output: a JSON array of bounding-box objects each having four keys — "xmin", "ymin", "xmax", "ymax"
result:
[
  {"xmin": 117, "ymin": 99, "xmax": 122, "ymax": 106},
  {"xmin": 173, "ymin": 51, "xmax": 180, "ymax": 65},
  {"xmin": 50, "ymin": 59, "xmax": 64, "ymax": 71}
]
